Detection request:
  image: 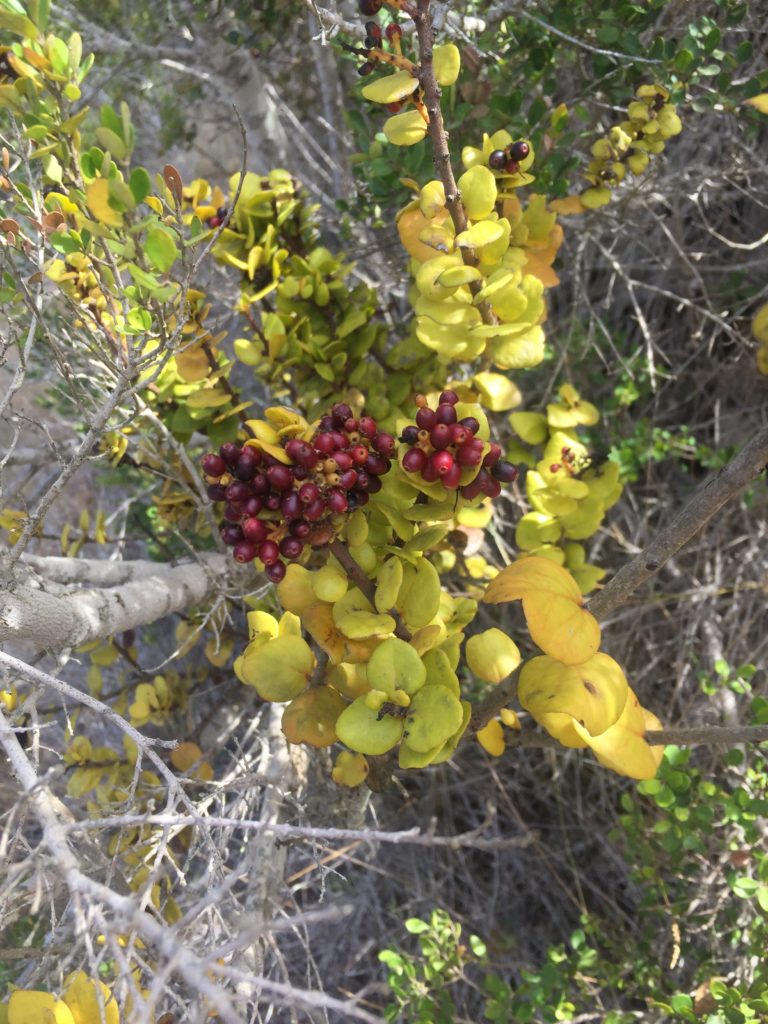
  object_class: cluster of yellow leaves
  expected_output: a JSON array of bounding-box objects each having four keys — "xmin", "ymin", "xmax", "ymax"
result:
[
  {"xmin": 361, "ymin": 44, "xmax": 461, "ymax": 147},
  {"xmin": 483, "ymin": 557, "xmax": 663, "ymax": 779},
  {"xmin": 509, "ymin": 384, "xmax": 623, "ymax": 591},
  {"xmin": 554, "ymin": 84, "xmax": 683, "ymax": 212},
  {"xmin": 0, "ymin": 971, "xmax": 118, "ymax": 1024}
]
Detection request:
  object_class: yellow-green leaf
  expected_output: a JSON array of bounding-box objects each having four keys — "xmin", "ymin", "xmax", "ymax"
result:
[
  {"xmin": 362, "ymin": 69, "xmax": 419, "ymax": 104},
  {"xmin": 383, "ymin": 109, "xmax": 429, "ymax": 146},
  {"xmin": 519, "ymin": 653, "xmax": 628, "ymax": 738}
]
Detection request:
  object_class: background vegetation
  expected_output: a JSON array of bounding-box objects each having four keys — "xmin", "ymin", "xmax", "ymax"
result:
[{"xmin": 1, "ymin": 0, "xmax": 767, "ymax": 1021}]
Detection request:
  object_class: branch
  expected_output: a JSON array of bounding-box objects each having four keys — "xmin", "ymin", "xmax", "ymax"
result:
[
  {"xmin": 588, "ymin": 426, "xmax": 768, "ymax": 621},
  {"xmin": 414, "ymin": 0, "xmax": 496, "ymax": 325},
  {"xmin": 1, "ymin": 552, "xmax": 228, "ymax": 650}
]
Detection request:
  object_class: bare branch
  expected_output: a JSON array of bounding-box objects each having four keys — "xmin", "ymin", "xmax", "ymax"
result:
[{"xmin": 588, "ymin": 427, "xmax": 768, "ymax": 621}]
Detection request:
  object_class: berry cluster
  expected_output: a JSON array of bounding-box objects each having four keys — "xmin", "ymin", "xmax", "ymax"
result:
[
  {"xmin": 488, "ymin": 140, "xmax": 530, "ymax": 176},
  {"xmin": 202, "ymin": 404, "xmax": 395, "ymax": 583},
  {"xmin": 207, "ymin": 206, "xmax": 228, "ymax": 229},
  {"xmin": 399, "ymin": 390, "xmax": 518, "ymax": 498}
]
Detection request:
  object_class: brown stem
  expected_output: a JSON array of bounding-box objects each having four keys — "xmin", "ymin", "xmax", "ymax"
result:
[
  {"xmin": 470, "ymin": 667, "xmax": 520, "ymax": 733},
  {"xmin": 588, "ymin": 426, "xmax": 768, "ymax": 621},
  {"xmin": 414, "ymin": 0, "xmax": 496, "ymax": 326},
  {"xmin": 329, "ymin": 539, "xmax": 411, "ymax": 641}
]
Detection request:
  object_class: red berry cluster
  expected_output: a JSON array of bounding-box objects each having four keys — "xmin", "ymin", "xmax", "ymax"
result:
[
  {"xmin": 488, "ymin": 140, "xmax": 530, "ymax": 176},
  {"xmin": 202, "ymin": 403, "xmax": 395, "ymax": 583},
  {"xmin": 399, "ymin": 390, "xmax": 518, "ymax": 499}
]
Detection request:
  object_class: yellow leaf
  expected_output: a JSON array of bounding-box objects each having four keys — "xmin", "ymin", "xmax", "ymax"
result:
[
  {"xmin": 282, "ymin": 686, "xmax": 347, "ymax": 747},
  {"xmin": 433, "ymin": 43, "xmax": 460, "ymax": 86},
  {"xmin": 466, "ymin": 629, "xmax": 521, "ymax": 683},
  {"xmin": 519, "ymin": 653, "xmax": 628, "ymax": 738},
  {"xmin": 457, "ymin": 165, "xmax": 497, "ymax": 221},
  {"xmin": 522, "ymin": 591, "xmax": 601, "ymax": 665},
  {"xmin": 484, "ymin": 556, "xmax": 582, "ymax": 604},
  {"xmin": 85, "ymin": 179, "xmax": 123, "ymax": 227},
  {"xmin": 8, "ymin": 992, "xmax": 76, "ymax": 1024},
  {"xmin": 574, "ymin": 687, "xmax": 664, "ymax": 780},
  {"xmin": 383, "ymin": 109, "xmax": 429, "ymax": 146},
  {"xmin": 744, "ymin": 94, "xmax": 768, "ymax": 114},
  {"xmin": 62, "ymin": 972, "xmax": 119, "ymax": 1024},
  {"xmin": 473, "ymin": 371, "xmax": 522, "ymax": 411},
  {"xmin": 362, "ymin": 69, "xmax": 419, "ymax": 105},
  {"xmin": 477, "ymin": 718, "xmax": 505, "ymax": 756},
  {"xmin": 332, "ymin": 750, "xmax": 369, "ymax": 787},
  {"xmin": 752, "ymin": 302, "xmax": 768, "ymax": 344},
  {"xmin": 548, "ymin": 194, "xmax": 585, "ymax": 215}
]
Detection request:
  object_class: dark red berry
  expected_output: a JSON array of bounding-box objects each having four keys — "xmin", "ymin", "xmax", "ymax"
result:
[
  {"xmin": 476, "ymin": 469, "xmax": 502, "ymax": 498},
  {"xmin": 430, "ymin": 424, "xmax": 452, "ymax": 450},
  {"xmin": 208, "ymin": 215, "xmax": 223, "ymax": 228},
  {"xmin": 365, "ymin": 19, "xmax": 382, "ymax": 38},
  {"xmin": 403, "ymin": 448, "xmax": 427, "ymax": 473},
  {"xmin": 373, "ymin": 432, "xmax": 395, "ymax": 456},
  {"xmin": 421, "ymin": 460, "xmax": 440, "ymax": 483},
  {"xmin": 225, "ymin": 481, "xmax": 249, "ymax": 503},
  {"xmin": 265, "ymin": 493, "xmax": 281, "ymax": 511},
  {"xmin": 331, "ymin": 431, "xmax": 347, "ymax": 450},
  {"xmin": 332, "ymin": 450, "xmax": 354, "ymax": 471},
  {"xmin": 280, "ymin": 537, "xmax": 304, "ymax": 560},
  {"xmin": 456, "ymin": 443, "xmax": 484, "ymax": 468},
  {"xmin": 505, "ymin": 159, "xmax": 520, "ymax": 175},
  {"xmin": 400, "ymin": 426, "xmax": 420, "ymax": 444},
  {"xmin": 207, "ymin": 483, "xmax": 227, "ymax": 502},
  {"xmin": 293, "ymin": 465, "xmax": 308, "ymax": 481},
  {"xmin": 430, "ymin": 450, "xmax": 455, "ymax": 477},
  {"xmin": 224, "ymin": 503, "xmax": 243, "ymax": 522},
  {"xmin": 416, "ymin": 407, "xmax": 437, "ymax": 430},
  {"xmin": 509, "ymin": 140, "xmax": 530, "ymax": 163},
  {"xmin": 290, "ymin": 519, "xmax": 311, "ymax": 538},
  {"xmin": 353, "ymin": 490, "xmax": 369, "ymax": 506},
  {"xmin": 364, "ymin": 454, "xmax": 390, "ymax": 476},
  {"xmin": 339, "ymin": 468, "xmax": 359, "ymax": 490},
  {"xmin": 219, "ymin": 442, "xmax": 241, "ymax": 467},
  {"xmin": 251, "ymin": 472, "xmax": 269, "ymax": 495},
  {"xmin": 243, "ymin": 496, "xmax": 263, "ymax": 517},
  {"xmin": 488, "ymin": 150, "xmax": 507, "ymax": 170},
  {"xmin": 344, "ymin": 417, "xmax": 358, "ymax": 433},
  {"xmin": 258, "ymin": 540, "xmax": 280, "ymax": 566},
  {"xmin": 449, "ymin": 425, "xmax": 469, "ymax": 446},
  {"xmin": 299, "ymin": 482, "xmax": 320, "ymax": 505},
  {"xmin": 435, "ymin": 403, "xmax": 458, "ymax": 426},
  {"xmin": 234, "ymin": 450, "xmax": 260, "ymax": 480},
  {"xmin": 483, "ymin": 442, "xmax": 503, "ymax": 469},
  {"xmin": 492, "ymin": 461, "xmax": 518, "ymax": 483},
  {"xmin": 202, "ymin": 453, "xmax": 226, "ymax": 477},
  {"xmin": 367, "ymin": 475, "xmax": 383, "ymax": 494},
  {"xmin": 305, "ymin": 498, "xmax": 326, "ymax": 522},
  {"xmin": 359, "ymin": 0, "xmax": 382, "ymax": 18},
  {"xmin": 442, "ymin": 462, "xmax": 462, "ymax": 490},
  {"xmin": 314, "ymin": 432, "xmax": 336, "ymax": 455},
  {"xmin": 281, "ymin": 492, "xmax": 302, "ymax": 519},
  {"xmin": 386, "ymin": 101, "xmax": 403, "ymax": 113},
  {"xmin": 220, "ymin": 524, "xmax": 243, "ymax": 545},
  {"xmin": 355, "ymin": 470, "xmax": 371, "ymax": 491},
  {"xmin": 265, "ymin": 560, "xmax": 287, "ymax": 584},
  {"xmin": 350, "ymin": 444, "xmax": 369, "ymax": 465},
  {"xmin": 385, "ymin": 22, "xmax": 402, "ymax": 42},
  {"xmin": 233, "ymin": 541, "xmax": 257, "ymax": 564},
  {"xmin": 439, "ymin": 390, "xmax": 459, "ymax": 406},
  {"xmin": 358, "ymin": 61, "xmax": 375, "ymax": 76},
  {"xmin": 460, "ymin": 479, "xmax": 483, "ymax": 501},
  {"xmin": 358, "ymin": 416, "xmax": 377, "ymax": 438},
  {"xmin": 318, "ymin": 416, "xmax": 335, "ymax": 431},
  {"xmin": 267, "ymin": 464, "xmax": 293, "ymax": 491},
  {"xmin": 458, "ymin": 416, "xmax": 480, "ymax": 434},
  {"xmin": 327, "ymin": 488, "xmax": 349, "ymax": 514},
  {"xmin": 242, "ymin": 518, "xmax": 267, "ymax": 543}
]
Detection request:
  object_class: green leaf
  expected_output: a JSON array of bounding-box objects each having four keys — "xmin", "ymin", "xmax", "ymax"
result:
[
  {"xmin": 129, "ymin": 167, "xmax": 152, "ymax": 205},
  {"xmin": 145, "ymin": 227, "xmax": 179, "ymax": 273},
  {"xmin": 404, "ymin": 918, "xmax": 430, "ymax": 934}
]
